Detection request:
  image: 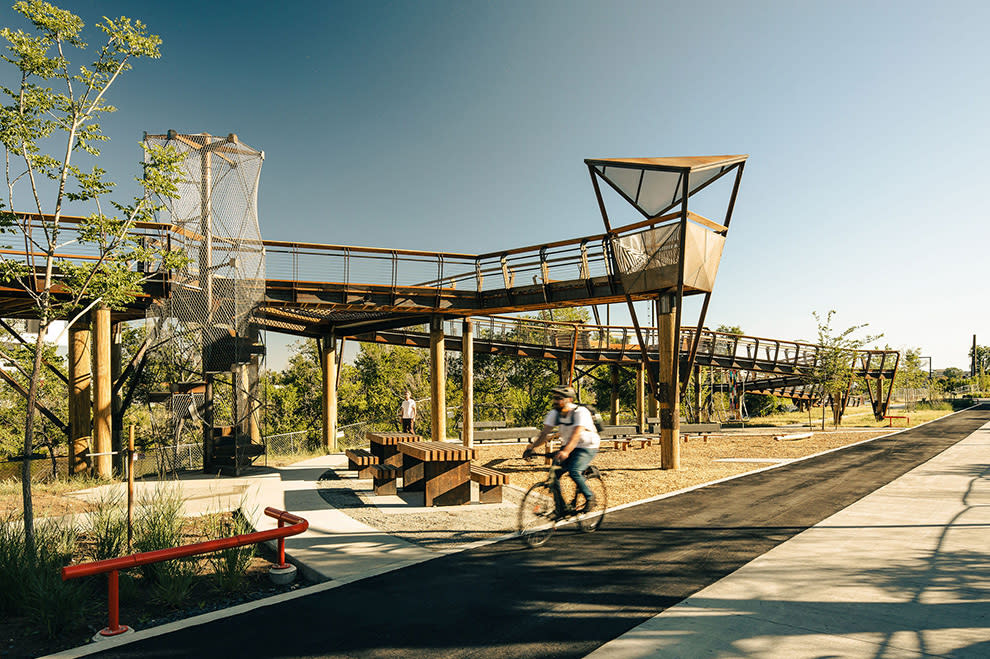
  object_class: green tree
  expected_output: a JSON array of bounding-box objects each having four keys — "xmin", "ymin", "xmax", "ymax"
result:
[
  {"xmin": 261, "ymin": 339, "xmax": 323, "ymax": 438},
  {"xmin": 968, "ymin": 344, "xmax": 990, "ymax": 392},
  {"xmin": 939, "ymin": 367, "xmax": 968, "ymax": 395},
  {"xmin": 0, "ymin": 1, "xmax": 184, "ymax": 553},
  {"xmin": 807, "ymin": 310, "xmax": 882, "ymax": 428},
  {"xmin": 894, "ymin": 348, "xmax": 928, "ymax": 409},
  {"xmin": 351, "ymin": 343, "xmax": 430, "ymax": 429}
]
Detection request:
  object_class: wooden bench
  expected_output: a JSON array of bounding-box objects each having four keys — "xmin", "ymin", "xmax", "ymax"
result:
[
  {"xmin": 473, "ymin": 420, "xmax": 507, "ymax": 430},
  {"xmin": 344, "ymin": 448, "xmax": 378, "ymax": 479},
  {"xmin": 680, "ymin": 423, "xmax": 720, "ymax": 442},
  {"xmin": 371, "ymin": 464, "xmax": 400, "ymax": 495},
  {"xmin": 398, "ymin": 440, "xmax": 476, "ymax": 506},
  {"xmin": 367, "ymin": 431, "xmax": 419, "ymax": 468},
  {"xmin": 681, "ymin": 423, "xmax": 721, "ymax": 434},
  {"xmin": 600, "ymin": 425, "xmax": 639, "ymax": 438},
  {"xmin": 470, "ymin": 426, "xmax": 539, "ymax": 443},
  {"xmin": 469, "ymin": 465, "xmax": 509, "ymax": 504},
  {"xmin": 884, "ymin": 415, "xmax": 910, "ymax": 427}
]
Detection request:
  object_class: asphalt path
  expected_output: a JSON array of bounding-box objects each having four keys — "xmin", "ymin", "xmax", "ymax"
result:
[{"xmin": 89, "ymin": 406, "xmax": 990, "ymax": 658}]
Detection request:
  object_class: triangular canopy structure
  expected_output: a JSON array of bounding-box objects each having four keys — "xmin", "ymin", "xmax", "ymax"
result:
[{"xmin": 585, "ymin": 155, "xmax": 747, "ymax": 219}]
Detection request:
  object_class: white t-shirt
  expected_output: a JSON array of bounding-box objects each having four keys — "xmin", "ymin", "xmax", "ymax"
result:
[
  {"xmin": 400, "ymin": 398, "xmax": 417, "ymax": 419},
  {"xmin": 544, "ymin": 405, "xmax": 600, "ymax": 450}
]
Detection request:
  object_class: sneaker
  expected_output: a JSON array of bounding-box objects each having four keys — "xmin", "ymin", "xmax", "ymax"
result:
[{"xmin": 582, "ymin": 494, "xmax": 597, "ymax": 513}]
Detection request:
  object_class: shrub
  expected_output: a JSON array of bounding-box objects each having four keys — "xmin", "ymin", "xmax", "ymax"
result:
[
  {"xmin": 0, "ymin": 514, "xmax": 88, "ymax": 638},
  {"xmin": 203, "ymin": 509, "xmax": 255, "ymax": 593},
  {"xmin": 0, "ymin": 511, "xmax": 26, "ymax": 616},
  {"xmin": 25, "ymin": 518, "xmax": 88, "ymax": 638},
  {"xmin": 86, "ymin": 488, "xmax": 128, "ymax": 560},
  {"xmin": 745, "ymin": 393, "xmax": 788, "ymax": 417},
  {"xmin": 914, "ymin": 400, "xmax": 953, "ymax": 411},
  {"xmin": 132, "ymin": 484, "xmax": 198, "ymax": 606}
]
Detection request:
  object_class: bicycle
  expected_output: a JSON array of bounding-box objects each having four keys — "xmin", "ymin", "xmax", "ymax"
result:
[{"xmin": 518, "ymin": 452, "xmax": 608, "ymax": 547}]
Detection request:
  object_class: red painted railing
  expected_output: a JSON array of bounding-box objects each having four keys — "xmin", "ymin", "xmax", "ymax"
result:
[{"xmin": 62, "ymin": 507, "xmax": 308, "ymax": 637}]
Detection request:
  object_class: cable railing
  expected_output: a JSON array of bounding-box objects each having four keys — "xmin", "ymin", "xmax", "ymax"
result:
[
  {"xmin": 6, "ymin": 212, "xmax": 679, "ymax": 312},
  {"xmin": 368, "ymin": 316, "xmax": 900, "ymax": 379}
]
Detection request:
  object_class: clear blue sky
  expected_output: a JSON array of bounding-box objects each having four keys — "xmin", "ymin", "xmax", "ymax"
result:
[{"xmin": 4, "ymin": 1, "xmax": 987, "ymax": 371}]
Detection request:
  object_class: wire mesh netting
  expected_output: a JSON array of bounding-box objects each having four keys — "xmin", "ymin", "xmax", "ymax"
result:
[{"xmin": 141, "ymin": 132, "xmax": 267, "ymax": 470}]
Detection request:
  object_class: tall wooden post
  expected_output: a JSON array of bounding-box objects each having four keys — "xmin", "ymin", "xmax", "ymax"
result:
[
  {"xmin": 202, "ymin": 376, "xmax": 214, "ymax": 473},
  {"xmin": 110, "ymin": 321, "xmax": 123, "ymax": 473},
  {"xmin": 248, "ymin": 355, "xmax": 261, "ymax": 443},
  {"xmin": 430, "ymin": 316, "xmax": 446, "ymax": 441},
  {"xmin": 92, "ymin": 306, "xmax": 112, "ymax": 478},
  {"xmin": 321, "ymin": 336, "xmax": 338, "ymax": 452},
  {"xmin": 609, "ymin": 365, "xmax": 620, "ymax": 424},
  {"xmin": 636, "ymin": 361, "xmax": 646, "ymax": 432},
  {"xmin": 693, "ymin": 364, "xmax": 702, "ymax": 423},
  {"xmin": 68, "ymin": 320, "xmax": 92, "ymax": 476},
  {"xmin": 659, "ymin": 304, "xmax": 680, "ymax": 469},
  {"xmin": 647, "ymin": 372, "xmax": 658, "ymax": 419},
  {"xmin": 462, "ymin": 319, "xmax": 473, "ymax": 447}
]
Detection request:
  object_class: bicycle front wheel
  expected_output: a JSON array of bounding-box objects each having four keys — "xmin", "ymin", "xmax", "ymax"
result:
[
  {"xmin": 519, "ymin": 482, "xmax": 557, "ymax": 547},
  {"xmin": 577, "ymin": 465, "xmax": 607, "ymax": 533}
]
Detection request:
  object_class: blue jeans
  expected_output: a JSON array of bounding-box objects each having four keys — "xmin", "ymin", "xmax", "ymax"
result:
[{"xmin": 560, "ymin": 447, "xmax": 598, "ymax": 501}]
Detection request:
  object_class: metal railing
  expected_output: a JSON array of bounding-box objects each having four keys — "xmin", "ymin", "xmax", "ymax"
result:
[
  {"xmin": 366, "ymin": 316, "xmax": 900, "ymax": 379},
  {"xmin": 62, "ymin": 507, "xmax": 308, "ymax": 637}
]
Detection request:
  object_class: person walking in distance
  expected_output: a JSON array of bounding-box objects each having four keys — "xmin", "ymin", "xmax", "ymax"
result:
[
  {"xmin": 523, "ymin": 385, "xmax": 601, "ymax": 512},
  {"xmin": 400, "ymin": 391, "xmax": 417, "ymax": 433}
]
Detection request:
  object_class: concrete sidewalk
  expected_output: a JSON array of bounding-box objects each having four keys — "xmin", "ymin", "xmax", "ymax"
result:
[
  {"xmin": 242, "ymin": 454, "xmax": 440, "ymax": 583},
  {"xmin": 588, "ymin": 420, "xmax": 990, "ymax": 658}
]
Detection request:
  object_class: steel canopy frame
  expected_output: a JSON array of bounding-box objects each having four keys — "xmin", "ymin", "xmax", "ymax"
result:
[{"xmin": 584, "ymin": 155, "xmax": 748, "ymax": 404}]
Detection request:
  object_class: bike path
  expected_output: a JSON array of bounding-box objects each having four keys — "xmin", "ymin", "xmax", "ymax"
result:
[{"xmin": 70, "ymin": 406, "xmax": 990, "ymax": 658}]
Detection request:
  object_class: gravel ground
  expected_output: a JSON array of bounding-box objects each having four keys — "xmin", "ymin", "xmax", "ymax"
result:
[{"xmin": 317, "ymin": 428, "xmax": 894, "ymax": 552}]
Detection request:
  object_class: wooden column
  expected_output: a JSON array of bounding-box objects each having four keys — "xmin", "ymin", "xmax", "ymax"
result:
[
  {"xmin": 68, "ymin": 320, "xmax": 92, "ymax": 476},
  {"xmin": 430, "ymin": 316, "xmax": 446, "ymax": 441},
  {"xmin": 647, "ymin": 375, "xmax": 658, "ymax": 419},
  {"xmin": 92, "ymin": 306, "xmax": 112, "ymax": 478},
  {"xmin": 462, "ymin": 319, "xmax": 473, "ymax": 447},
  {"xmin": 248, "ymin": 355, "xmax": 261, "ymax": 443},
  {"xmin": 202, "ymin": 375, "xmax": 214, "ymax": 473},
  {"xmin": 693, "ymin": 364, "xmax": 702, "ymax": 423},
  {"xmin": 110, "ymin": 321, "xmax": 123, "ymax": 473},
  {"xmin": 659, "ymin": 307, "xmax": 680, "ymax": 469},
  {"xmin": 609, "ymin": 365, "xmax": 620, "ymax": 424},
  {"xmin": 636, "ymin": 361, "xmax": 646, "ymax": 432},
  {"xmin": 321, "ymin": 336, "xmax": 338, "ymax": 452}
]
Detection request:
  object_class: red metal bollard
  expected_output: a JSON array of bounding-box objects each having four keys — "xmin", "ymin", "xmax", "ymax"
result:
[
  {"xmin": 99, "ymin": 570, "xmax": 131, "ymax": 637},
  {"xmin": 277, "ymin": 519, "xmax": 288, "ymax": 568}
]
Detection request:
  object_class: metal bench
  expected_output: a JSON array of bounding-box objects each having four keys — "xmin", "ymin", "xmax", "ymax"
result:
[{"xmin": 469, "ymin": 465, "xmax": 509, "ymax": 504}]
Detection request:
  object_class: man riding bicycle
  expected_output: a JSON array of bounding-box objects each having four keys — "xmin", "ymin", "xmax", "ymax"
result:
[{"xmin": 523, "ymin": 385, "xmax": 600, "ymax": 512}]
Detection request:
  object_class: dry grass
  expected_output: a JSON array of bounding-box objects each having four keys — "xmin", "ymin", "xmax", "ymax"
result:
[{"xmin": 0, "ymin": 477, "xmax": 100, "ymax": 517}]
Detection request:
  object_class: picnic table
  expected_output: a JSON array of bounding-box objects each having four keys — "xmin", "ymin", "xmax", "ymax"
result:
[
  {"xmin": 398, "ymin": 440, "xmax": 475, "ymax": 506},
  {"xmin": 367, "ymin": 431, "xmax": 419, "ymax": 468}
]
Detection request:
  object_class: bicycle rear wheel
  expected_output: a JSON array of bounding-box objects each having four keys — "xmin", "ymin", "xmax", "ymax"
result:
[
  {"xmin": 519, "ymin": 482, "xmax": 557, "ymax": 547},
  {"xmin": 577, "ymin": 465, "xmax": 607, "ymax": 532}
]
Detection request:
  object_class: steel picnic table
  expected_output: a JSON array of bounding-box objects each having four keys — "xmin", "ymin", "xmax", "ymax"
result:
[{"xmin": 397, "ymin": 440, "xmax": 475, "ymax": 506}]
